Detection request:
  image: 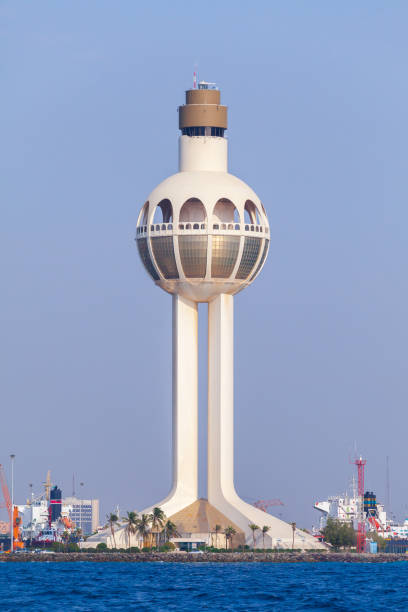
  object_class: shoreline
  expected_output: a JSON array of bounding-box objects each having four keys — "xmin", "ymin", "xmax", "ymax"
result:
[{"xmin": 1, "ymin": 552, "xmax": 407, "ymax": 563}]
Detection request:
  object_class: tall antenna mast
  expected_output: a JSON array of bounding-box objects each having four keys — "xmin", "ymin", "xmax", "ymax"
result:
[
  {"xmin": 193, "ymin": 70, "xmax": 197, "ymax": 89},
  {"xmin": 351, "ymin": 474, "xmax": 357, "ymax": 499},
  {"xmin": 354, "ymin": 456, "xmax": 367, "ymax": 553},
  {"xmin": 386, "ymin": 456, "xmax": 390, "ymax": 512},
  {"xmin": 72, "ymin": 473, "xmax": 76, "ymax": 497}
]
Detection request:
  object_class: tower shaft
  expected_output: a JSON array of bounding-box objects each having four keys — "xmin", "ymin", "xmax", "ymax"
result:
[
  {"xmin": 172, "ymin": 294, "xmax": 198, "ymax": 509},
  {"xmin": 208, "ymin": 293, "xmax": 235, "ymax": 501},
  {"xmin": 146, "ymin": 295, "xmax": 198, "ymax": 518},
  {"xmin": 178, "ymin": 135, "xmax": 227, "ymax": 172}
]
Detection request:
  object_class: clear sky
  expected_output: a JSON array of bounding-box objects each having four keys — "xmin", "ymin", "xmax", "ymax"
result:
[{"xmin": 1, "ymin": 1, "xmax": 407, "ymax": 529}]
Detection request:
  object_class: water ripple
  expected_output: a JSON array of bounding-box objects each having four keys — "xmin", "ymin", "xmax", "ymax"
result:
[{"xmin": 0, "ymin": 561, "xmax": 408, "ymax": 611}]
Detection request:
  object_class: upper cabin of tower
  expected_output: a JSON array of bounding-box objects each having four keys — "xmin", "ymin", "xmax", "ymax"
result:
[{"xmin": 178, "ymin": 81, "xmax": 227, "ymax": 137}]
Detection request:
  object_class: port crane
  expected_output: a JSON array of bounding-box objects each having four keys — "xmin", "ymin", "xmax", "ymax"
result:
[
  {"xmin": 0, "ymin": 464, "xmax": 12, "ymax": 522},
  {"xmin": 0, "ymin": 464, "xmax": 24, "ymax": 551},
  {"xmin": 43, "ymin": 470, "xmax": 52, "ymax": 501},
  {"xmin": 253, "ymin": 499, "xmax": 284, "ymax": 513}
]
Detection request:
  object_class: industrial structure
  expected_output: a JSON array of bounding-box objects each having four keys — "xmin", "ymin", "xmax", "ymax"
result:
[
  {"xmin": 0, "ymin": 466, "xmax": 100, "ymax": 549},
  {"xmin": 313, "ymin": 457, "xmax": 408, "ymax": 544},
  {"xmin": 87, "ymin": 79, "xmax": 323, "ymax": 550},
  {"xmin": 354, "ymin": 456, "xmax": 367, "ymax": 553},
  {"xmin": 0, "ymin": 464, "xmax": 23, "ymax": 551}
]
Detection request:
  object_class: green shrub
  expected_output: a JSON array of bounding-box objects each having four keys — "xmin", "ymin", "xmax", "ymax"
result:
[
  {"xmin": 159, "ymin": 542, "xmax": 176, "ymax": 552},
  {"xmin": 96, "ymin": 542, "xmax": 108, "ymax": 551},
  {"xmin": 321, "ymin": 518, "xmax": 356, "ymax": 550}
]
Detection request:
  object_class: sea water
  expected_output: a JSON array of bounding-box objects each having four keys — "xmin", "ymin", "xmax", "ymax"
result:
[{"xmin": 0, "ymin": 561, "xmax": 407, "ymax": 611}]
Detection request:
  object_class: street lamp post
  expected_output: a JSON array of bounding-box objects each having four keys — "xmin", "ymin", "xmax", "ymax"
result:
[
  {"xmin": 79, "ymin": 482, "xmax": 84, "ymax": 549},
  {"xmin": 29, "ymin": 483, "xmax": 33, "ymax": 547},
  {"xmin": 10, "ymin": 455, "xmax": 15, "ymax": 553}
]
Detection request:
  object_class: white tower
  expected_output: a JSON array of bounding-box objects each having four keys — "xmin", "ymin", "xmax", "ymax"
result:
[{"xmin": 133, "ymin": 82, "xmax": 320, "ymax": 550}]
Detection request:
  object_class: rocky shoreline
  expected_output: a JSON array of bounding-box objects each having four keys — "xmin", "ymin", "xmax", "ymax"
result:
[{"xmin": 1, "ymin": 552, "xmax": 407, "ymax": 563}]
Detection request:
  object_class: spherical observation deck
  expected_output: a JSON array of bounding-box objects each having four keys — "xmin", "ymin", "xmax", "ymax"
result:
[{"xmin": 136, "ymin": 170, "xmax": 270, "ymax": 302}]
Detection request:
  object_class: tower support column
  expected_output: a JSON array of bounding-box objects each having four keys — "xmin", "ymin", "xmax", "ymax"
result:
[
  {"xmin": 207, "ymin": 294, "xmax": 308, "ymax": 549},
  {"xmin": 208, "ymin": 293, "xmax": 236, "ymax": 503},
  {"xmin": 142, "ymin": 294, "xmax": 198, "ymax": 518},
  {"xmin": 171, "ymin": 294, "xmax": 199, "ymax": 506}
]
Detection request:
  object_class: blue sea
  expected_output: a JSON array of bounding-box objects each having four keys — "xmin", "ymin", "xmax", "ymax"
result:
[{"xmin": 1, "ymin": 562, "xmax": 408, "ymax": 611}]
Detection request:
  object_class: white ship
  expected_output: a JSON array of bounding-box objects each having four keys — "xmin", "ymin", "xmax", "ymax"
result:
[{"xmin": 313, "ymin": 478, "xmax": 406, "ymax": 539}]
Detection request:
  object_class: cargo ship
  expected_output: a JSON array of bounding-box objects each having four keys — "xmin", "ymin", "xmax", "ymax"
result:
[{"xmin": 313, "ymin": 478, "xmax": 408, "ymax": 539}]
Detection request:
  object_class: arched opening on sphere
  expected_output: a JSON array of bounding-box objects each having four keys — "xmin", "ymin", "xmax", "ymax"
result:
[
  {"xmin": 244, "ymin": 200, "xmax": 261, "ymax": 225},
  {"xmin": 138, "ymin": 201, "xmax": 149, "ymax": 227},
  {"xmin": 179, "ymin": 198, "xmax": 206, "ymax": 224},
  {"xmin": 212, "ymin": 199, "xmax": 239, "ymax": 226},
  {"xmin": 152, "ymin": 199, "xmax": 173, "ymax": 224}
]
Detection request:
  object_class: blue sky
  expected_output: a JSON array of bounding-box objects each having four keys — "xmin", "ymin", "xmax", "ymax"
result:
[{"xmin": 1, "ymin": 1, "xmax": 407, "ymax": 528}]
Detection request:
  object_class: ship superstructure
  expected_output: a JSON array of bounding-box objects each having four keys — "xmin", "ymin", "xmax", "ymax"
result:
[{"xmin": 313, "ymin": 479, "xmax": 402, "ymax": 539}]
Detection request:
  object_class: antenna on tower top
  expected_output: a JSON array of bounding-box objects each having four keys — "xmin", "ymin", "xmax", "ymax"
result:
[{"xmin": 193, "ymin": 70, "xmax": 197, "ymax": 89}]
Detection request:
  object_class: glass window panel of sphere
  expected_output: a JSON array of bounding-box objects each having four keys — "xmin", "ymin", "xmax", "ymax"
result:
[
  {"xmin": 236, "ymin": 237, "xmax": 262, "ymax": 280},
  {"xmin": 211, "ymin": 236, "xmax": 240, "ymax": 278},
  {"xmin": 137, "ymin": 238, "xmax": 159, "ymax": 280},
  {"xmin": 151, "ymin": 237, "xmax": 179, "ymax": 279},
  {"xmin": 250, "ymin": 240, "xmax": 269, "ymax": 280},
  {"xmin": 179, "ymin": 236, "xmax": 208, "ymax": 278}
]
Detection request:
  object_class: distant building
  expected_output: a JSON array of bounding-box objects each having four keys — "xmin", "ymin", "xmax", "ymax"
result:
[
  {"xmin": 62, "ymin": 497, "xmax": 99, "ymax": 535},
  {"xmin": 0, "ymin": 521, "xmax": 9, "ymax": 535},
  {"xmin": 385, "ymin": 539, "xmax": 408, "ymax": 554}
]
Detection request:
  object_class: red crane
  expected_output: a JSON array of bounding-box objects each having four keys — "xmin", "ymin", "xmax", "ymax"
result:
[
  {"xmin": 0, "ymin": 464, "xmax": 24, "ymax": 551},
  {"xmin": 253, "ymin": 499, "xmax": 284, "ymax": 512},
  {"xmin": 0, "ymin": 464, "xmax": 12, "ymax": 522},
  {"xmin": 354, "ymin": 457, "xmax": 367, "ymax": 553}
]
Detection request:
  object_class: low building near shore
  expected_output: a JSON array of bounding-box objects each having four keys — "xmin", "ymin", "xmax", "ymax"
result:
[{"xmin": 0, "ymin": 521, "xmax": 9, "ymax": 535}]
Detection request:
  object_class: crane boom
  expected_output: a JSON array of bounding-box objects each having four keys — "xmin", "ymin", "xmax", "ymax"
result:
[
  {"xmin": 43, "ymin": 470, "xmax": 52, "ymax": 501},
  {"xmin": 0, "ymin": 465, "xmax": 12, "ymax": 522},
  {"xmin": 254, "ymin": 499, "xmax": 284, "ymax": 512}
]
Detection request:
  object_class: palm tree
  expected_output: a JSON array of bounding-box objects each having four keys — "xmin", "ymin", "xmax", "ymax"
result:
[
  {"xmin": 262, "ymin": 525, "xmax": 270, "ymax": 551},
  {"xmin": 164, "ymin": 520, "xmax": 180, "ymax": 542},
  {"xmin": 224, "ymin": 526, "xmax": 236, "ymax": 551},
  {"xmin": 122, "ymin": 511, "xmax": 139, "ymax": 550},
  {"xmin": 106, "ymin": 513, "xmax": 120, "ymax": 549},
  {"xmin": 137, "ymin": 513, "xmax": 152, "ymax": 549},
  {"xmin": 62, "ymin": 530, "xmax": 70, "ymax": 551},
  {"xmin": 150, "ymin": 507, "xmax": 166, "ymax": 549},
  {"xmin": 249, "ymin": 523, "xmax": 259, "ymax": 551},
  {"xmin": 214, "ymin": 524, "xmax": 222, "ymax": 549},
  {"xmin": 291, "ymin": 522, "xmax": 296, "ymax": 551}
]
